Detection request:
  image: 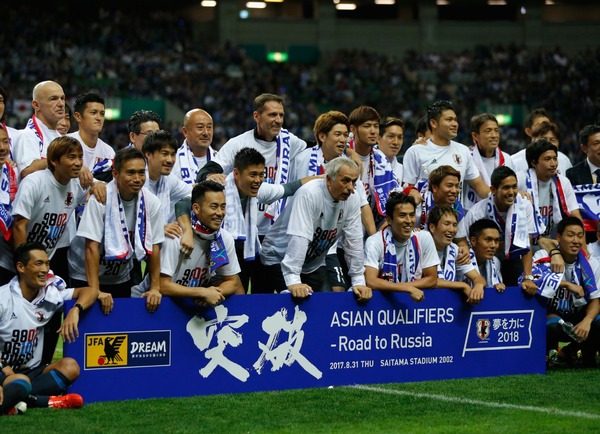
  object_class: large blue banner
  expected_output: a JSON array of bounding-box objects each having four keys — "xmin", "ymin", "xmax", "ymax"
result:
[{"xmin": 65, "ymin": 288, "xmax": 546, "ymax": 403}]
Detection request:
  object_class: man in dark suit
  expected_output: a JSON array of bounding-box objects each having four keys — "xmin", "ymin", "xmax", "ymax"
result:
[
  {"xmin": 567, "ymin": 125, "xmax": 600, "ymax": 185},
  {"xmin": 566, "ymin": 124, "xmax": 600, "ymax": 243}
]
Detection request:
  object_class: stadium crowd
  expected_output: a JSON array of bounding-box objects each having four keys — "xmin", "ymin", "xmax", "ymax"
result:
[
  {"xmin": 2, "ymin": 5, "xmax": 600, "ymax": 154},
  {"xmin": 2, "ymin": 3, "xmax": 600, "ymax": 416}
]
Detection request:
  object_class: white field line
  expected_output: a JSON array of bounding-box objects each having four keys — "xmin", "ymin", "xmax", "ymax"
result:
[{"xmin": 350, "ymin": 385, "xmax": 600, "ymax": 420}]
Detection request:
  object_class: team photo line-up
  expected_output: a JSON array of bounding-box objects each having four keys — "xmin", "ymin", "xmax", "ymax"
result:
[{"xmin": 1, "ymin": 82, "xmax": 600, "ymax": 415}]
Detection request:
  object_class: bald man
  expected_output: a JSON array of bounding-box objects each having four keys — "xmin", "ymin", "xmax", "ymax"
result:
[
  {"xmin": 173, "ymin": 108, "xmax": 218, "ymax": 184},
  {"xmin": 13, "ymin": 81, "xmax": 66, "ymax": 179}
]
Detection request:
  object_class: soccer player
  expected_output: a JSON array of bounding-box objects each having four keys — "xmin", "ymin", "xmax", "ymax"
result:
[
  {"xmin": 402, "ymin": 100, "xmax": 489, "ymax": 206},
  {"xmin": 529, "ymin": 217, "xmax": 600, "ymax": 367},
  {"xmin": 364, "ymin": 192, "xmax": 439, "ymax": 302},
  {"xmin": 0, "ymin": 242, "xmax": 98, "ymax": 412},
  {"xmin": 428, "ymin": 205, "xmax": 485, "ymax": 304},
  {"xmin": 68, "ymin": 147, "xmax": 164, "ymax": 314},
  {"xmin": 517, "ymin": 138, "xmax": 581, "ymax": 249},
  {"xmin": 468, "ymin": 219, "xmax": 505, "ymax": 292},
  {"xmin": 160, "ymin": 181, "xmax": 242, "ymax": 304},
  {"xmin": 455, "ymin": 166, "xmax": 537, "ymax": 290},
  {"xmin": 142, "ymin": 130, "xmax": 192, "ymax": 235}
]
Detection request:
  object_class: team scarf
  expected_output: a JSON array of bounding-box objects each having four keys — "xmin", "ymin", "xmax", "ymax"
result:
[
  {"xmin": 25, "ymin": 114, "xmax": 53, "ymax": 157},
  {"xmin": 472, "ymin": 251, "xmax": 502, "ymax": 288},
  {"xmin": 92, "ymin": 158, "xmax": 113, "ymax": 176},
  {"xmin": 380, "ymin": 227, "xmax": 420, "ymax": 283},
  {"xmin": 485, "ymin": 193, "xmax": 530, "ymax": 259},
  {"xmin": 437, "ymin": 243, "xmax": 458, "ymax": 281},
  {"xmin": 223, "ymin": 172, "xmax": 259, "ymax": 260},
  {"xmin": 372, "ymin": 146, "xmax": 399, "ymax": 218},
  {"xmin": 464, "ymin": 145, "xmax": 507, "ymax": 209},
  {"xmin": 0, "ymin": 163, "xmax": 17, "ymax": 241},
  {"xmin": 524, "ymin": 169, "xmax": 570, "ymax": 236},
  {"xmin": 572, "ymin": 183, "xmax": 600, "ymax": 233},
  {"xmin": 104, "ymin": 181, "xmax": 152, "ymax": 262},
  {"xmin": 38, "ymin": 269, "xmax": 69, "ymax": 306},
  {"xmin": 418, "ymin": 180, "xmax": 465, "ymax": 229},
  {"xmin": 191, "ymin": 211, "xmax": 229, "ymax": 273},
  {"xmin": 307, "ymin": 145, "xmax": 326, "ymax": 176},
  {"xmin": 525, "ymin": 251, "xmax": 597, "ymax": 306},
  {"xmin": 264, "ymin": 129, "xmax": 292, "ymax": 222},
  {"xmin": 176, "ymin": 140, "xmax": 217, "ymax": 184}
]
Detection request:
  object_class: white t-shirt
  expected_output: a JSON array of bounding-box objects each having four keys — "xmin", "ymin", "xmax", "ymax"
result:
[
  {"xmin": 0, "ymin": 170, "xmax": 86, "ymax": 271},
  {"xmin": 456, "ymin": 196, "xmax": 536, "ymax": 240},
  {"xmin": 68, "ymin": 131, "xmax": 115, "ymax": 170},
  {"xmin": 13, "ymin": 117, "xmax": 60, "ymax": 177},
  {"xmin": 480, "ymin": 151, "xmax": 514, "ymax": 179},
  {"xmin": 402, "ymin": 139, "xmax": 480, "ymax": 202},
  {"xmin": 145, "ymin": 173, "xmax": 192, "ymax": 225},
  {"xmin": 213, "ymin": 129, "xmax": 307, "ymax": 235},
  {"xmin": 0, "ymin": 276, "xmax": 74, "ymax": 370},
  {"xmin": 161, "ymin": 230, "xmax": 240, "ymax": 285},
  {"xmin": 512, "ymin": 149, "xmax": 572, "ymax": 175},
  {"xmin": 364, "ymin": 230, "xmax": 440, "ymax": 282},
  {"xmin": 261, "ymin": 178, "xmax": 364, "ymax": 281},
  {"xmin": 68, "ymin": 188, "xmax": 164, "ymax": 285},
  {"xmin": 516, "ymin": 171, "xmax": 579, "ymax": 241}
]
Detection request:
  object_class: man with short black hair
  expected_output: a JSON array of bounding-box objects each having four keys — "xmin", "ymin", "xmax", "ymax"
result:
[
  {"xmin": 159, "ymin": 181, "xmax": 242, "ymax": 304},
  {"xmin": 365, "ymin": 192, "xmax": 439, "ymax": 302},
  {"xmin": 517, "ymin": 138, "xmax": 581, "ymax": 247},
  {"xmin": 529, "ymin": 216, "xmax": 600, "ymax": 367},
  {"xmin": 456, "ymin": 166, "xmax": 537, "ymax": 289},
  {"xmin": 0, "ymin": 241, "xmax": 98, "ymax": 412},
  {"xmin": 402, "ymin": 100, "xmax": 489, "ymax": 206},
  {"xmin": 68, "ymin": 147, "xmax": 164, "ymax": 314},
  {"xmin": 468, "ymin": 219, "xmax": 505, "ymax": 292}
]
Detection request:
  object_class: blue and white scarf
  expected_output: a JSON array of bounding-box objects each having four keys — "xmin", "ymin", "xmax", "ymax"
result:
[
  {"xmin": 380, "ymin": 227, "xmax": 420, "ymax": 283},
  {"xmin": 265, "ymin": 129, "xmax": 292, "ymax": 222},
  {"xmin": 104, "ymin": 181, "xmax": 152, "ymax": 262},
  {"xmin": 372, "ymin": 147, "xmax": 399, "ymax": 218},
  {"xmin": 571, "ymin": 183, "xmax": 600, "ymax": 234},
  {"xmin": 486, "ymin": 193, "xmax": 530, "ymax": 259},
  {"xmin": 524, "ymin": 169, "xmax": 570, "ymax": 237},
  {"xmin": 176, "ymin": 140, "xmax": 217, "ymax": 184},
  {"xmin": 437, "ymin": 243, "xmax": 458, "ymax": 281},
  {"xmin": 525, "ymin": 251, "xmax": 596, "ymax": 306}
]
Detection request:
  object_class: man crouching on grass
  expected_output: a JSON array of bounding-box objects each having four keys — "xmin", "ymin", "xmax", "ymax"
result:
[{"xmin": 0, "ymin": 242, "xmax": 98, "ymax": 414}]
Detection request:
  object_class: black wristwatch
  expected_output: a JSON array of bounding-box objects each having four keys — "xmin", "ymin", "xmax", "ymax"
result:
[{"xmin": 74, "ymin": 303, "xmax": 84, "ymax": 314}]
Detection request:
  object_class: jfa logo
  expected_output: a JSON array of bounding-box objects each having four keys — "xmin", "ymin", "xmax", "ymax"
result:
[
  {"xmin": 85, "ymin": 334, "xmax": 128, "ymax": 369},
  {"xmin": 453, "ymin": 154, "xmax": 462, "ymax": 165},
  {"xmin": 476, "ymin": 319, "xmax": 490, "ymax": 340}
]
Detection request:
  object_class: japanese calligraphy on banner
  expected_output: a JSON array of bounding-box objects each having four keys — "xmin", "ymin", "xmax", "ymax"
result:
[{"xmin": 66, "ymin": 288, "xmax": 546, "ymax": 403}]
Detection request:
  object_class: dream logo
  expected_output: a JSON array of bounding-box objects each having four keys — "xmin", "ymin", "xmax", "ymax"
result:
[{"xmin": 85, "ymin": 331, "xmax": 171, "ymax": 369}]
